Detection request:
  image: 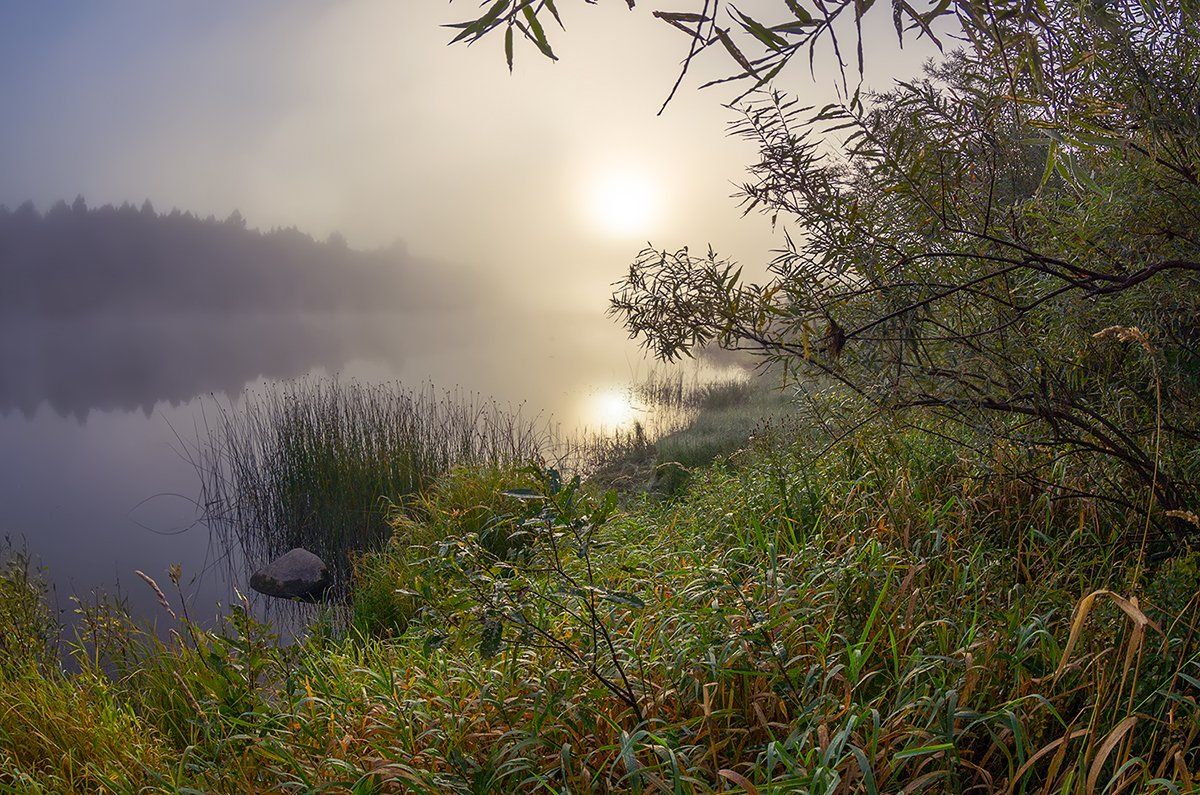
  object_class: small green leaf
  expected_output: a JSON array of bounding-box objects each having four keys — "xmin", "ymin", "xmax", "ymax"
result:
[
  {"xmin": 543, "ymin": 0, "xmax": 564, "ymax": 28},
  {"xmin": 523, "ymin": 6, "xmax": 557, "ymax": 60},
  {"xmin": 502, "ymin": 488, "xmax": 544, "ymax": 501},
  {"xmin": 603, "ymin": 590, "xmax": 646, "ymax": 609}
]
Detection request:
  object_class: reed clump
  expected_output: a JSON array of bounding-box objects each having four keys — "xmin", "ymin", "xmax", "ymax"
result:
[{"xmin": 195, "ymin": 378, "xmax": 550, "ymax": 592}]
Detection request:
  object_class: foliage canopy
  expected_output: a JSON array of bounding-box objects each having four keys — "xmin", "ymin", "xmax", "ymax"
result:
[{"xmin": 454, "ymin": 0, "xmax": 1200, "ymax": 542}]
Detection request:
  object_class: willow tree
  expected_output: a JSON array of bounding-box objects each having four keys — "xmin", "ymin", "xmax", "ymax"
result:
[{"xmin": 454, "ymin": 1, "xmax": 1200, "ymax": 542}]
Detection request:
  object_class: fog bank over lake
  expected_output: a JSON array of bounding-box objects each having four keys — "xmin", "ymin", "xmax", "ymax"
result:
[
  {"xmin": 0, "ymin": 199, "xmax": 648, "ymax": 419},
  {"xmin": 0, "ymin": 204, "xmax": 656, "ymax": 629}
]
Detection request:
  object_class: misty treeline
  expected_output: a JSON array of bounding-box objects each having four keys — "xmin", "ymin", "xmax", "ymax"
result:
[{"xmin": 0, "ymin": 198, "xmax": 457, "ymax": 317}]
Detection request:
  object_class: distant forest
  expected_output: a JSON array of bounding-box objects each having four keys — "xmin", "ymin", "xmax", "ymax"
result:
[{"xmin": 0, "ymin": 199, "xmax": 453, "ymax": 316}]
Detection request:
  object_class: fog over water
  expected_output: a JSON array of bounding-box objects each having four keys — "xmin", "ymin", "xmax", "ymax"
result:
[
  {"xmin": 0, "ymin": 204, "xmax": 654, "ymax": 629},
  {"xmin": 0, "ymin": 265, "xmax": 649, "ymax": 630},
  {"xmin": 0, "ymin": 202, "xmax": 650, "ymax": 628},
  {"xmin": 0, "ymin": 307, "xmax": 648, "ymax": 630},
  {"xmin": 0, "ymin": 1, "xmax": 935, "ymax": 628}
]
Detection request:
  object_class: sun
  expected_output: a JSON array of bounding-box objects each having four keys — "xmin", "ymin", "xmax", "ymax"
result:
[{"xmin": 585, "ymin": 168, "xmax": 660, "ymax": 237}]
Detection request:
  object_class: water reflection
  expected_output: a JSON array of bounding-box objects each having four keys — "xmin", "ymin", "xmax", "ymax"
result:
[
  {"xmin": 0, "ymin": 313, "xmax": 408, "ymax": 418},
  {"xmin": 0, "ymin": 398, "xmax": 230, "ymax": 629},
  {"xmin": 0, "ymin": 204, "xmax": 673, "ymax": 637},
  {"xmin": 584, "ymin": 386, "xmax": 640, "ymax": 430},
  {"xmin": 0, "ymin": 302, "xmax": 653, "ymax": 638}
]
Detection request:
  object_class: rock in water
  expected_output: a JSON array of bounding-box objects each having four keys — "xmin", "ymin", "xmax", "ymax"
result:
[{"xmin": 250, "ymin": 548, "xmax": 330, "ymax": 600}]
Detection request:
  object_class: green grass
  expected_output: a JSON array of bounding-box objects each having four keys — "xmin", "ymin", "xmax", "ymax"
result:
[
  {"xmin": 350, "ymin": 465, "xmax": 541, "ymax": 638},
  {"xmin": 4, "ymin": 384, "xmax": 1199, "ymax": 792},
  {"xmin": 652, "ymin": 373, "xmax": 790, "ymax": 469}
]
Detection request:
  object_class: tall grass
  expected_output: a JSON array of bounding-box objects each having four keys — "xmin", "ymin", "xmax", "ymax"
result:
[
  {"xmin": 192, "ymin": 369, "xmax": 772, "ymax": 599},
  {"xmin": 194, "ymin": 378, "xmax": 550, "ymax": 592},
  {"xmin": 632, "ymin": 367, "xmax": 756, "ymax": 415},
  {"xmin": 4, "ymin": 423, "xmax": 1198, "ymax": 791}
]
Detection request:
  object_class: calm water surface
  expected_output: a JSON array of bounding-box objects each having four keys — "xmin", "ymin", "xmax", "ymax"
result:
[{"xmin": 0, "ymin": 308, "xmax": 648, "ymax": 633}]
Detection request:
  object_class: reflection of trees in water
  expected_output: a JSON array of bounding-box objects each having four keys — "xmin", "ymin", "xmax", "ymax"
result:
[
  {"xmin": 0, "ymin": 305, "xmax": 638, "ymax": 421},
  {"xmin": 0, "ymin": 198, "xmax": 503, "ymax": 417},
  {"xmin": 0, "ymin": 313, "xmax": 414, "ymax": 418}
]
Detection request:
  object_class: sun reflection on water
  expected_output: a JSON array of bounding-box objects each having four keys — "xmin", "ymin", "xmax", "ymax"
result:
[{"xmin": 584, "ymin": 387, "xmax": 639, "ymax": 430}]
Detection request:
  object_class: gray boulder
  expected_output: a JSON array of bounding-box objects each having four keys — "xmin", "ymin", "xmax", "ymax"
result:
[{"xmin": 249, "ymin": 548, "xmax": 330, "ymax": 600}]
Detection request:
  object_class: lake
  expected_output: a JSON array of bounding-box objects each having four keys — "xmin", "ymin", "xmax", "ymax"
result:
[{"xmin": 0, "ymin": 307, "xmax": 654, "ymax": 636}]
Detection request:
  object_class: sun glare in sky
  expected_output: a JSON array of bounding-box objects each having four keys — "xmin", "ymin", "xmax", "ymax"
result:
[{"xmin": 585, "ymin": 168, "xmax": 661, "ymax": 238}]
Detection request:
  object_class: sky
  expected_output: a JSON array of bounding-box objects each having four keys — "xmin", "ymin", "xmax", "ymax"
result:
[{"xmin": 0, "ymin": 1, "xmax": 939, "ymax": 315}]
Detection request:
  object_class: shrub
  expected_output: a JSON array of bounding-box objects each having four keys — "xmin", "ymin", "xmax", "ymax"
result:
[{"xmin": 351, "ymin": 466, "xmax": 541, "ymax": 637}]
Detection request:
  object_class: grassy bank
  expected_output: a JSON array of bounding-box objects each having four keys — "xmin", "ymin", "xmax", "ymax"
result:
[
  {"xmin": 2, "ymin": 393, "xmax": 1198, "ymax": 792},
  {"xmin": 585, "ymin": 369, "xmax": 792, "ymax": 493}
]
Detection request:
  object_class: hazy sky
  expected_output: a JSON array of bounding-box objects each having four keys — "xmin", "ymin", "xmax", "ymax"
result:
[{"xmin": 0, "ymin": 1, "xmax": 938, "ymax": 313}]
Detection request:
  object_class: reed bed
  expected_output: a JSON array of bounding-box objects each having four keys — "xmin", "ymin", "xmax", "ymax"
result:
[
  {"xmin": 193, "ymin": 370, "xmax": 765, "ymax": 593},
  {"xmin": 194, "ymin": 378, "xmax": 550, "ymax": 592}
]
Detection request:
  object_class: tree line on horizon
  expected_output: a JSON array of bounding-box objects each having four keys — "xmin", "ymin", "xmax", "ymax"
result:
[{"xmin": 0, "ymin": 198, "xmax": 462, "ymax": 318}]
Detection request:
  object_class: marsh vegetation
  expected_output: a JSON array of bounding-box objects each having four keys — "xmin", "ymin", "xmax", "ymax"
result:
[
  {"xmin": 4, "ymin": 414, "xmax": 1200, "ymax": 791},
  {"xmin": 194, "ymin": 379, "xmax": 551, "ymax": 594}
]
